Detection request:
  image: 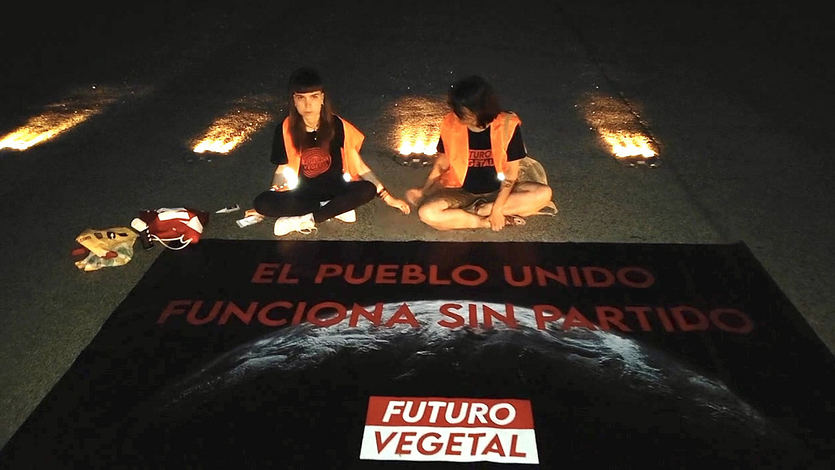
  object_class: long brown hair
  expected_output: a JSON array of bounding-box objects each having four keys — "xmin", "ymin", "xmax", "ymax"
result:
[{"xmin": 287, "ymin": 67, "xmax": 335, "ymax": 150}]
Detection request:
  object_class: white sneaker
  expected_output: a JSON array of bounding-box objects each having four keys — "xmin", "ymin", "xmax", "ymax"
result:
[
  {"xmin": 334, "ymin": 209, "xmax": 356, "ymax": 223},
  {"xmin": 320, "ymin": 201, "xmax": 356, "ymax": 223},
  {"xmin": 274, "ymin": 213, "xmax": 316, "ymax": 236}
]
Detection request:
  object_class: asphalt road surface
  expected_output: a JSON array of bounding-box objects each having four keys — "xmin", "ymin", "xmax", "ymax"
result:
[{"xmin": 1, "ymin": 0, "xmax": 833, "ymax": 451}]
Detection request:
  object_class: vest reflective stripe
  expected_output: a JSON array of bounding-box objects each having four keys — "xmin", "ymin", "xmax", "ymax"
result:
[
  {"xmin": 438, "ymin": 112, "xmax": 521, "ymax": 188},
  {"xmin": 281, "ymin": 116, "xmax": 369, "ymax": 182}
]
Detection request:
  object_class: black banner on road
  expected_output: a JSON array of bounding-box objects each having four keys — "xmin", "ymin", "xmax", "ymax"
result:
[{"xmin": 2, "ymin": 240, "xmax": 833, "ymax": 468}]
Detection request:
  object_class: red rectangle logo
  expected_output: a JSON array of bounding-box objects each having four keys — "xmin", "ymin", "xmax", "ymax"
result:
[{"xmin": 360, "ymin": 396, "xmax": 538, "ymax": 464}]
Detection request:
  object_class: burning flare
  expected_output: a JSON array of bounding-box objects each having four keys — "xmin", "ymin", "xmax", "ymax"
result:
[
  {"xmin": 192, "ymin": 95, "xmax": 276, "ymax": 154},
  {"xmin": 582, "ymin": 92, "xmax": 658, "ymax": 160},
  {"xmin": 389, "ymin": 96, "xmax": 446, "ymax": 156},
  {"xmin": 0, "ymin": 86, "xmax": 122, "ymax": 151},
  {"xmin": 0, "ymin": 110, "xmax": 94, "ymax": 151},
  {"xmin": 193, "ymin": 110, "xmax": 273, "ymax": 154},
  {"xmin": 600, "ymin": 131, "xmax": 657, "ymax": 158},
  {"xmin": 398, "ymin": 129, "xmax": 438, "ymax": 156}
]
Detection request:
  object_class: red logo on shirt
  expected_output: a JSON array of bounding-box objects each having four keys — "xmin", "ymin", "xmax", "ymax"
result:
[
  {"xmin": 300, "ymin": 146, "xmax": 332, "ymax": 178},
  {"xmin": 469, "ymin": 149, "xmax": 494, "ymax": 168}
]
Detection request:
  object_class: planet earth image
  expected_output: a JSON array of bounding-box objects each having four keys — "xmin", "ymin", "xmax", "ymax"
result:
[{"xmin": 118, "ymin": 300, "xmax": 816, "ymax": 468}]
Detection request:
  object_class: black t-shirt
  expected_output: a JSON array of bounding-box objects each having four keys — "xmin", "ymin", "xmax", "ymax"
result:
[
  {"xmin": 270, "ymin": 118, "xmax": 346, "ymax": 189},
  {"xmin": 436, "ymin": 124, "xmax": 526, "ymax": 194}
]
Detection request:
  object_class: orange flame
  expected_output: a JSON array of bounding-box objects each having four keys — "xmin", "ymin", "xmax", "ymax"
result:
[
  {"xmin": 192, "ymin": 95, "xmax": 276, "ymax": 154},
  {"xmin": 582, "ymin": 93, "xmax": 658, "ymax": 159},
  {"xmin": 600, "ymin": 131, "xmax": 657, "ymax": 158},
  {"xmin": 0, "ymin": 87, "xmax": 123, "ymax": 151},
  {"xmin": 398, "ymin": 128, "xmax": 438, "ymax": 156},
  {"xmin": 389, "ymin": 96, "xmax": 446, "ymax": 156},
  {"xmin": 0, "ymin": 110, "xmax": 95, "ymax": 151},
  {"xmin": 193, "ymin": 110, "xmax": 273, "ymax": 154}
]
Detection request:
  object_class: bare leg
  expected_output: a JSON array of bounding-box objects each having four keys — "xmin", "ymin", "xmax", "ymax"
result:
[
  {"xmin": 418, "ymin": 198, "xmax": 491, "ymax": 231},
  {"xmin": 475, "ymin": 183, "xmax": 553, "ymax": 217}
]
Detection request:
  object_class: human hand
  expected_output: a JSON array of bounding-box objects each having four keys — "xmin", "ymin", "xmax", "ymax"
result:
[
  {"xmin": 488, "ymin": 209, "xmax": 505, "ymax": 231},
  {"xmin": 405, "ymin": 188, "xmax": 423, "ymax": 206},
  {"xmin": 387, "ymin": 197, "xmax": 411, "ymax": 215}
]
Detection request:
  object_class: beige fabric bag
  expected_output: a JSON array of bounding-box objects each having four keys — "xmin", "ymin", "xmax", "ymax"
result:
[
  {"xmin": 74, "ymin": 227, "xmax": 137, "ymax": 272},
  {"xmin": 517, "ymin": 156, "xmax": 559, "ymax": 216}
]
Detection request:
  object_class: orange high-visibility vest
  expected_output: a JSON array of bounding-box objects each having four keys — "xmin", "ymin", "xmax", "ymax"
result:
[
  {"xmin": 281, "ymin": 115, "xmax": 371, "ymax": 181},
  {"xmin": 438, "ymin": 111, "xmax": 522, "ymax": 188}
]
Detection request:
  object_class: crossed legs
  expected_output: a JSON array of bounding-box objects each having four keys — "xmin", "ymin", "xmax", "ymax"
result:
[
  {"xmin": 253, "ymin": 180, "xmax": 376, "ymax": 223},
  {"xmin": 417, "ymin": 182, "xmax": 553, "ymax": 231}
]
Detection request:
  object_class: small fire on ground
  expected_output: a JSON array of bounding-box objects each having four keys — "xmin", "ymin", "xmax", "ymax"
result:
[
  {"xmin": 0, "ymin": 86, "xmax": 123, "ymax": 151},
  {"xmin": 192, "ymin": 96, "xmax": 275, "ymax": 154},
  {"xmin": 398, "ymin": 129, "xmax": 438, "ymax": 156},
  {"xmin": 599, "ymin": 131, "xmax": 656, "ymax": 158},
  {"xmin": 582, "ymin": 92, "xmax": 659, "ymax": 165},
  {"xmin": 389, "ymin": 96, "xmax": 447, "ymax": 161}
]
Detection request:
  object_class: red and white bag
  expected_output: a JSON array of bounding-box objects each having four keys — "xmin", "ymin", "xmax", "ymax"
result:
[{"xmin": 134, "ymin": 207, "xmax": 210, "ymax": 250}]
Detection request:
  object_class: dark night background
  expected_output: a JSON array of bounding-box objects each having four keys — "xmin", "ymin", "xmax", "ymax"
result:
[{"xmin": 1, "ymin": 0, "xmax": 833, "ymax": 462}]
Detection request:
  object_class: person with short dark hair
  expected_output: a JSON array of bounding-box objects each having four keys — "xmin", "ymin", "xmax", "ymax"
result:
[
  {"xmin": 254, "ymin": 67, "xmax": 409, "ymax": 236},
  {"xmin": 406, "ymin": 76, "xmax": 554, "ymax": 231}
]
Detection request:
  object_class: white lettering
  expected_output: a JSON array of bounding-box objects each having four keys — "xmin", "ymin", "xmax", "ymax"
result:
[
  {"xmin": 382, "ymin": 400, "xmax": 405, "ymax": 423},
  {"xmin": 488, "ymin": 403, "xmax": 516, "ymax": 426}
]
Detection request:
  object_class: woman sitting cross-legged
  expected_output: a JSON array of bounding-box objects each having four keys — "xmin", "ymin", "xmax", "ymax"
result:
[
  {"xmin": 253, "ymin": 67, "xmax": 409, "ymax": 236},
  {"xmin": 406, "ymin": 75, "xmax": 554, "ymax": 232}
]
